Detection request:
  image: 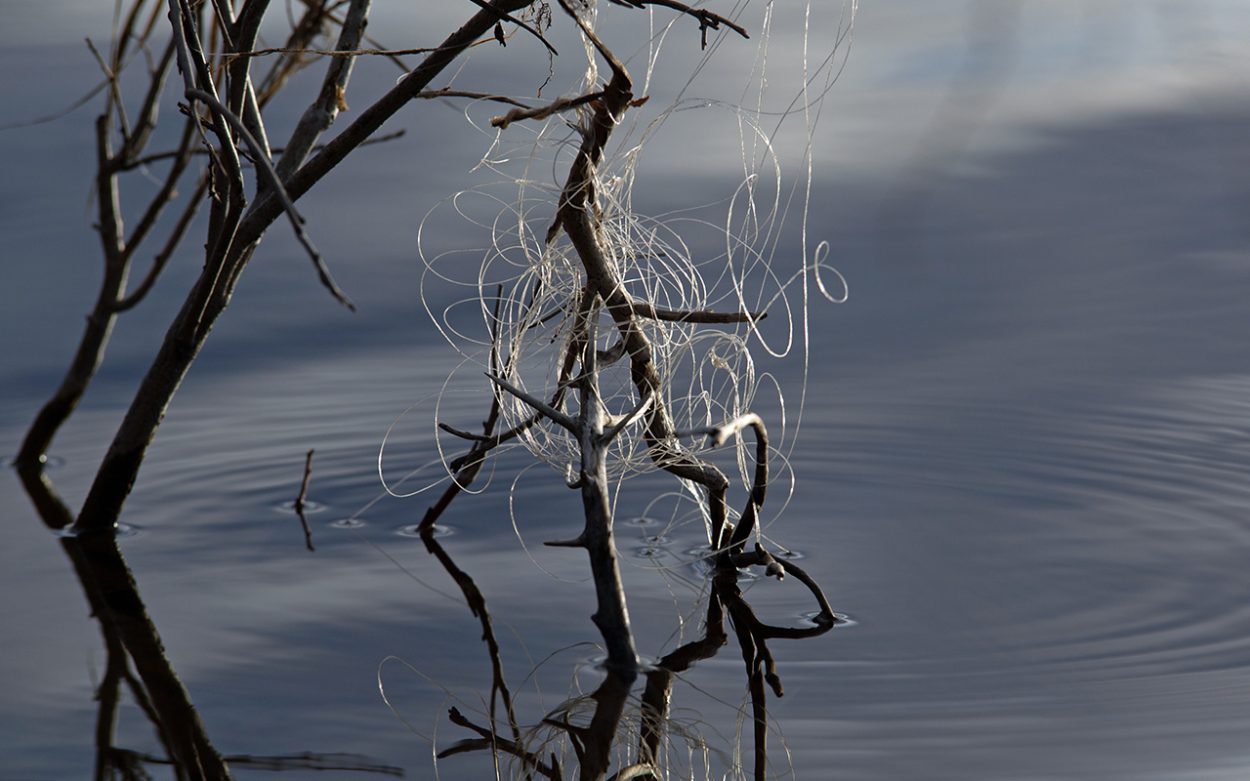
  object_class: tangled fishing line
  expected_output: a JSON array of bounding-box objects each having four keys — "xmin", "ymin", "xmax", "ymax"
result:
[{"xmin": 401, "ymin": 0, "xmax": 852, "ymax": 547}]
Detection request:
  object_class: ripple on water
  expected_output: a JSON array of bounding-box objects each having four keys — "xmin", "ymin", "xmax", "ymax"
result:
[
  {"xmin": 801, "ymin": 610, "xmax": 856, "ymax": 628},
  {"xmin": 273, "ymin": 500, "xmax": 327, "ymax": 515},
  {"xmin": 394, "ymin": 523, "xmax": 454, "ymax": 538},
  {"xmin": 3, "ymin": 454, "xmax": 67, "ymax": 470},
  {"xmin": 50, "ymin": 522, "xmax": 142, "ymax": 539},
  {"xmin": 625, "ymin": 516, "xmax": 662, "ymax": 527},
  {"xmin": 804, "ymin": 375, "xmax": 1250, "ymax": 684}
]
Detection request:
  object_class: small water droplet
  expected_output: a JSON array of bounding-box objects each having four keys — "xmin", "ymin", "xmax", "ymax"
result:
[
  {"xmin": 4, "ymin": 454, "xmax": 66, "ymax": 470},
  {"xmin": 328, "ymin": 517, "xmax": 367, "ymax": 529}
]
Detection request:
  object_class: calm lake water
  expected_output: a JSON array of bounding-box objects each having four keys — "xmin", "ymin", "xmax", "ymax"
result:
[{"xmin": 4, "ymin": 2, "xmax": 1250, "ymax": 779}]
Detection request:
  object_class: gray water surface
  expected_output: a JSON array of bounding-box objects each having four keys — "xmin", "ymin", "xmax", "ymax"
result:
[{"xmin": 4, "ymin": 3, "xmax": 1250, "ymax": 779}]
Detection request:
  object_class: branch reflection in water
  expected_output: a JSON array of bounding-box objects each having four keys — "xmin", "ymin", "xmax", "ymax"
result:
[
  {"xmin": 416, "ymin": 525, "xmax": 839, "ymax": 781},
  {"xmin": 17, "ymin": 465, "xmax": 401, "ymax": 781}
]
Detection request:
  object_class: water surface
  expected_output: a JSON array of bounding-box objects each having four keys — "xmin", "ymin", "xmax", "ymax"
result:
[{"xmin": 4, "ymin": 2, "xmax": 1250, "ymax": 779}]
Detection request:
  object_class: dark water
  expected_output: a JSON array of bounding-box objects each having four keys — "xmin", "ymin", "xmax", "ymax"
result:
[{"xmin": 5, "ymin": 3, "xmax": 1250, "ymax": 779}]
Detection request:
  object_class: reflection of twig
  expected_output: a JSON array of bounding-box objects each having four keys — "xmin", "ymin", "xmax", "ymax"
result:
[
  {"xmin": 713, "ymin": 559, "xmax": 837, "ymax": 781},
  {"xmin": 18, "ymin": 463, "xmax": 401, "ymax": 778},
  {"xmin": 420, "ymin": 529, "xmax": 522, "ymax": 746},
  {"xmin": 17, "ymin": 459, "xmax": 235, "ymax": 778},
  {"xmin": 439, "ymin": 707, "xmax": 557, "ymax": 778},
  {"xmin": 639, "ymin": 589, "xmax": 728, "ymax": 776},
  {"xmin": 293, "ymin": 449, "xmax": 316, "ymax": 551}
]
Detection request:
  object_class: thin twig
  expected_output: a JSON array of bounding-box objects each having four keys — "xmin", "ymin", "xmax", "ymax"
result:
[
  {"xmin": 490, "ymin": 90, "xmax": 604, "ymax": 129},
  {"xmin": 123, "ymin": 128, "xmax": 406, "ymax": 170},
  {"xmin": 230, "ymin": 44, "xmax": 442, "ymax": 59},
  {"xmin": 113, "ymin": 173, "xmax": 209, "ymax": 312},
  {"xmin": 627, "ymin": 299, "xmax": 766, "ymax": 324},
  {"xmin": 462, "ymin": 0, "xmax": 558, "ymax": 56},
  {"xmin": 186, "ymin": 88, "xmax": 356, "ymax": 310},
  {"xmin": 544, "ymin": 0, "xmax": 734, "ymax": 548},
  {"xmin": 438, "ymin": 422, "xmax": 491, "ymax": 442},
  {"xmin": 607, "ymin": 0, "xmax": 749, "ymax": 48},
  {"xmin": 416, "ymin": 88, "xmax": 530, "ymax": 109},
  {"xmin": 274, "ymin": 0, "xmax": 372, "ymax": 181},
  {"xmin": 293, "ymin": 449, "xmax": 315, "ymax": 551},
  {"xmin": 599, "ymin": 391, "xmax": 654, "ymax": 444},
  {"xmin": 85, "ymin": 37, "xmax": 133, "ymax": 139},
  {"xmin": 121, "ymin": 117, "xmax": 197, "ymax": 262},
  {"xmin": 0, "ymin": 79, "xmax": 108, "ymax": 130},
  {"xmin": 293, "ymin": 449, "xmax": 314, "ymax": 513},
  {"xmin": 485, "ymin": 373, "xmax": 578, "ymax": 433}
]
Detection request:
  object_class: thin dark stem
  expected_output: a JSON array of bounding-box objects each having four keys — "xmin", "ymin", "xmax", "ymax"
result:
[
  {"xmin": 542, "ymin": 0, "xmax": 733, "ymax": 549},
  {"xmin": 606, "ymin": 0, "xmax": 748, "ymax": 48},
  {"xmin": 113, "ymin": 173, "xmax": 209, "ymax": 313},
  {"xmin": 187, "ymin": 87, "xmax": 356, "ymax": 310},
  {"xmin": 121, "ymin": 117, "xmax": 198, "ymax": 261},
  {"xmin": 14, "ymin": 111, "xmax": 129, "ymax": 468},
  {"xmin": 421, "ymin": 533, "xmax": 522, "ymax": 745},
  {"xmin": 293, "ymin": 448, "xmax": 316, "ymax": 551},
  {"xmin": 274, "ymin": 0, "xmax": 371, "ymax": 181}
]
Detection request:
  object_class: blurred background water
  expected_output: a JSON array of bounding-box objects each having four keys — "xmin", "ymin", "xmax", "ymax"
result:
[{"xmin": 3, "ymin": 1, "xmax": 1250, "ymax": 779}]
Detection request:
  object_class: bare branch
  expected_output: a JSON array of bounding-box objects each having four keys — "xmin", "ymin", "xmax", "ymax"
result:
[
  {"xmin": 599, "ymin": 391, "xmax": 654, "ymax": 444},
  {"xmin": 123, "ymin": 129, "xmax": 406, "ymax": 171},
  {"xmin": 684, "ymin": 414, "xmax": 768, "ymax": 551},
  {"xmin": 462, "ymin": 0, "xmax": 558, "ymax": 56},
  {"xmin": 231, "ymin": 45, "xmax": 443, "ymax": 59},
  {"xmin": 626, "ymin": 298, "xmax": 766, "ymax": 324},
  {"xmin": 293, "ymin": 449, "xmax": 316, "ymax": 552},
  {"xmin": 490, "ymin": 90, "xmax": 604, "ymax": 129},
  {"xmin": 417, "ymin": 88, "xmax": 530, "ymax": 109},
  {"xmin": 234, "ymin": 0, "xmax": 541, "ymax": 250},
  {"xmin": 186, "ymin": 88, "xmax": 355, "ymax": 310},
  {"xmin": 121, "ymin": 40, "xmax": 176, "ymax": 160},
  {"xmin": 113, "ymin": 173, "xmax": 208, "ymax": 312},
  {"xmin": 438, "ymin": 422, "xmax": 492, "ymax": 442},
  {"xmin": 0, "ymin": 79, "xmax": 107, "ymax": 131},
  {"xmin": 275, "ymin": 0, "xmax": 371, "ymax": 181},
  {"xmin": 121, "ymin": 118, "xmax": 197, "ymax": 260},
  {"xmin": 85, "ymin": 37, "xmax": 132, "ymax": 139},
  {"xmin": 607, "ymin": 0, "xmax": 749, "ymax": 48},
  {"xmin": 485, "ymin": 373, "xmax": 578, "ymax": 433},
  {"xmin": 293, "ymin": 449, "xmax": 314, "ymax": 514}
]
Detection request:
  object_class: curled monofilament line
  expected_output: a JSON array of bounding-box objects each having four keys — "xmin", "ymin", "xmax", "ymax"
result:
[{"xmin": 413, "ymin": 0, "xmax": 853, "ymax": 523}]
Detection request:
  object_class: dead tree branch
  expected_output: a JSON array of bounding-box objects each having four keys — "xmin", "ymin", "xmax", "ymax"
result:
[{"xmin": 71, "ymin": 0, "xmax": 542, "ymax": 533}]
